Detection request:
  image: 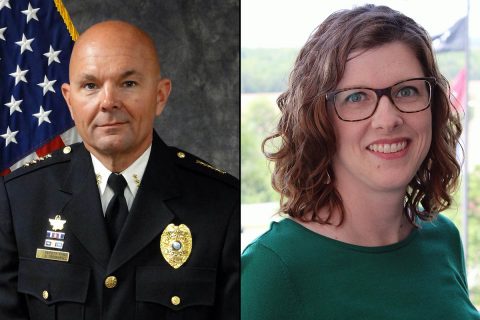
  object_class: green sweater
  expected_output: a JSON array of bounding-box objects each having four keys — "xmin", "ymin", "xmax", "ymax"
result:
[{"xmin": 241, "ymin": 215, "xmax": 479, "ymax": 320}]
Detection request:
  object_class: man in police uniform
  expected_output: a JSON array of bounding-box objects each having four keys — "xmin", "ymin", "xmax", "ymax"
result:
[{"xmin": 0, "ymin": 21, "xmax": 239, "ymax": 320}]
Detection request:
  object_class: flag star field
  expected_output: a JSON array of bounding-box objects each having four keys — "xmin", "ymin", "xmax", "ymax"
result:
[{"xmin": 0, "ymin": 0, "xmax": 76, "ymax": 173}]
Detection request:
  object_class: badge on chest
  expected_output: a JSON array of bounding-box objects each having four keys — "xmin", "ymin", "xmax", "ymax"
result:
[{"xmin": 160, "ymin": 223, "xmax": 192, "ymax": 269}]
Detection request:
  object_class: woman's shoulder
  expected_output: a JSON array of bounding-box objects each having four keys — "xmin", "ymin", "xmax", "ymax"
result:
[
  {"xmin": 242, "ymin": 217, "xmax": 321, "ymax": 273},
  {"xmin": 416, "ymin": 214, "xmax": 463, "ymax": 251},
  {"xmin": 418, "ymin": 213, "xmax": 460, "ymax": 235},
  {"xmin": 242, "ymin": 218, "xmax": 297, "ymax": 258},
  {"xmin": 241, "ymin": 219, "xmax": 307, "ymax": 319}
]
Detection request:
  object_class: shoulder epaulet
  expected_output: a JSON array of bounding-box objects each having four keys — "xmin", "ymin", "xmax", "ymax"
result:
[
  {"xmin": 170, "ymin": 147, "xmax": 238, "ymax": 189},
  {"xmin": 4, "ymin": 145, "xmax": 76, "ymax": 182}
]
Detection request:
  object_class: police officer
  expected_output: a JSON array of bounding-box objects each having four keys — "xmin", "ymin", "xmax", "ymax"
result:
[{"xmin": 0, "ymin": 21, "xmax": 239, "ymax": 320}]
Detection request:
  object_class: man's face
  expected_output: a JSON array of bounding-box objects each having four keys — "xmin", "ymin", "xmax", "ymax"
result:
[{"xmin": 62, "ymin": 24, "xmax": 170, "ymax": 164}]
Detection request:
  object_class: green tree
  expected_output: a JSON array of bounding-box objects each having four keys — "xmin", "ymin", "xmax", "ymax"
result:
[
  {"xmin": 241, "ymin": 48, "xmax": 480, "ymax": 94},
  {"xmin": 241, "ymin": 48, "xmax": 298, "ymax": 93},
  {"xmin": 241, "ymin": 96, "xmax": 280, "ymax": 203},
  {"xmin": 444, "ymin": 165, "xmax": 480, "ymax": 307}
]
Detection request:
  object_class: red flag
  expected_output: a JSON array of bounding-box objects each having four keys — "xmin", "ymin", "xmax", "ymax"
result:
[{"xmin": 450, "ymin": 67, "xmax": 467, "ymax": 112}]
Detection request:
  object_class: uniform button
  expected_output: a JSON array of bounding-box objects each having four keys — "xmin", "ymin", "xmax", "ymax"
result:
[
  {"xmin": 42, "ymin": 290, "xmax": 49, "ymax": 300},
  {"xmin": 63, "ymin": 146, "xmax": 72, "ymax": 154},
  {"xmin": 171, "ymin": 295, "xmax": 181, "ymax": 306},
  {"xmin": 177, "ymin": 152, "xmax": 185, "ymax": 159},
  {"xmin": 105, "ymin": 276, "xmax": 118, "ymax": 289}
]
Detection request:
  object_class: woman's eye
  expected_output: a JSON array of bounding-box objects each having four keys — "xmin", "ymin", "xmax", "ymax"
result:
[
  {"xmin": 345, "ymin": 92, "xmax": 365, "ymax": 103},
  {"xmin": 397, "ymin": 87, "xmax": 418, "ymax": 97}
]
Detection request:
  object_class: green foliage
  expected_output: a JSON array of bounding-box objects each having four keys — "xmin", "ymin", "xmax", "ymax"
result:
[
  {"xmin": 424, "ymin": 166, "xmax": 480, "ymax": 308},
  {"xmin": 241, "ymin": 48, "xmax": 480, "ymax": 93},
  {"xmin": 241, "ymin": 48, "xmax": 298, "ymax": 93},
  {"xmin": 465, "ymin": 166, "xmax": 480, "ymax": 307},
  {"xmin": 435, "ymin": 51, "xmax": 466, "ymax": 80},
  {"xmin": 241, "ymin": 96, "xmax": 280, "ymax": 203},
  {"xmin": 436, "ymin": 50, "xmax": 480, "ymax": 80}
]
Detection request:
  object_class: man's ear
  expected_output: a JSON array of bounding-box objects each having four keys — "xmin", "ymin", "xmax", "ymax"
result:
[
  {"xmin": 155, "ymin": 78, "xmax": 171, "ymax": 116},
  {"xmin": 61, "ymin": 83, "xmax": 75, "ymax": 120}
]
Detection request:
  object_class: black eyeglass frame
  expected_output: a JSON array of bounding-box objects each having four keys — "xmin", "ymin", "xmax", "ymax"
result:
[{"xmin": 325, "ymin": 77, "xmax": 437, "ymax": 122}]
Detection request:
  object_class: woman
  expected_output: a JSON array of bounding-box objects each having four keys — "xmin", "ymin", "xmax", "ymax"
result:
[{"xmin": 241, "ymin": 5, "xmax": 479, "ymax": 319}]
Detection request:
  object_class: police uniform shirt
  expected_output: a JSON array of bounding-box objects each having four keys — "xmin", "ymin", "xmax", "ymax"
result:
[
  {"xmin": 91, "ymin": 145, "xmax": 151, "ymax": 213},
  {"xmin": 0, "ymin": 134, "xmax": 239, "ymax": 320}
]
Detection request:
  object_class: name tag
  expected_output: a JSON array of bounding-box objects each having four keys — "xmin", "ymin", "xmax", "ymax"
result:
[{"xmin": 36, "ymin": 248, "xmax": 70, "ymax": 262}]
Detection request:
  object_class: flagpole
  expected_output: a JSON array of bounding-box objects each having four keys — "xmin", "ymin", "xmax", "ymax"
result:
[{"xmin": 461, "ymin": 0, "xmax": 470, "ymax": 263}]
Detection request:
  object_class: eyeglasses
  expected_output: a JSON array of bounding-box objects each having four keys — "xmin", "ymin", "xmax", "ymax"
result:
[{"xmin": 325, "ymin": 77, "xmax": 436, "ymax": 122}]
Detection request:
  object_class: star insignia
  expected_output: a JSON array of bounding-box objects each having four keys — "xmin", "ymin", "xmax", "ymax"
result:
[
  {"xmin": 37, "ymin": 75, "xmax": 56, "ymax": 95},
  {"xmin": 4, "ymin": 96, "xmax": 23, "ymax": 115},
  {"xmin": 0, "ymin": 27, "xmax": 6, "ymax": 41},
  {"xmin": 1, "ymin": 126, "xmax": 19, "ymax": 147},
  {"xmin": 9, "ymin": 65, "xmax": 29, "ymax": 85},
  {"xmin": 33, "ymin": 106, "xmax": 52, "ymax": 126},
  {"xmin": 0, "ymin": 0, "xmax": 11, "ymax": 11},
  {"xmin": 15, "ymin": 34, "xmax": 34, "ymax": 54},
  {"xmin": 21, "ymin": 3, "xmax": 40, "ymax": 23},
  {"xmin": 49, "ymin": 215, "xmax": 66, "ymax": 231},
  {"xmin": 43, "ymin": 45, "xmax": 61, "ymax": 65}
]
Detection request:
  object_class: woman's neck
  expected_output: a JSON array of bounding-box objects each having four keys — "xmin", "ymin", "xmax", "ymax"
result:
[{"xmin": 296, "ymin": 183, "xmax": 413, "ymax": 247}]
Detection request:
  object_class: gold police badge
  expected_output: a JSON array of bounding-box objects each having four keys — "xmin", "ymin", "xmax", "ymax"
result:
[{"xmin": 160, "ymin": 224, "xmax": 192, "ymax": 269}]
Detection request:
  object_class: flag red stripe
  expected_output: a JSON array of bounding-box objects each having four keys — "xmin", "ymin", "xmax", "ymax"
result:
[
  {"xmin": 450, "ymin": 67, "xmax": 466, "ymax": 111},
  {"xmin": 36, "ymin": 136, "xmax": 66, "ymax": 157}
]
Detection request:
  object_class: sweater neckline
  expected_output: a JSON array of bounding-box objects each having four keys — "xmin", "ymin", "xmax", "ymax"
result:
[{"xmin": 281, "ymin": 218, "xmax": 419, "ymax": 253}]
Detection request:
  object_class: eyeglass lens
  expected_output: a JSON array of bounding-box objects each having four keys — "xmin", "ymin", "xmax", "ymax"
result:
[{"xmin": 334, "ymin": 79, "xmax": 432, "ymax": 121}]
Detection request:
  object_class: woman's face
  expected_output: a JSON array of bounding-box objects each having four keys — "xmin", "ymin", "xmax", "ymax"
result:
[{"xmin": 330, "ymin": 41, "xmax": 432, "ymax": 194}]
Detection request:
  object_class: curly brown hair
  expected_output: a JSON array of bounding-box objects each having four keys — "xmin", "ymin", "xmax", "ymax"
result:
[{"xmin": 262, "ymin": 4, "xmax": 462, "ymax": 225}]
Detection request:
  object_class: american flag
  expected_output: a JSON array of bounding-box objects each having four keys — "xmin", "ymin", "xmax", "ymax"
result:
[{"xmin": 0, "ymin": 0, "xmax": 81, "ymax": 176}]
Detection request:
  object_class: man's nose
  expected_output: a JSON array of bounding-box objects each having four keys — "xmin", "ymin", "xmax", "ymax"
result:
[{"xmin": 99, "ymin": 83, "xmax": 119, "ymax": 110}]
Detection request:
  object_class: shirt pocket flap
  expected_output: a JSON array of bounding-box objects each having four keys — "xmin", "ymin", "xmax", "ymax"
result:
[
  {"xmin": 17, "ymin": 258, "xmax": 90, "ymax": 305},
  {"xmin": 136, "ymin": 266, "xmax": 216, "ymax": 310}
]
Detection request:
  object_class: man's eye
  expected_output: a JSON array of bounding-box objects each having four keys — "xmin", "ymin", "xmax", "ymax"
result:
[
  {"xmin": 123, "ymin": 81, "xmax": 137, "ymax": 87},
  {"xmin": 83, "ymin": 83, "xmax": 96, "ymax": 90}
]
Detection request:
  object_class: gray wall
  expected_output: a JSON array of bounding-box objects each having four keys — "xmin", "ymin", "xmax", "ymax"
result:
[{"xmin": 63, "ymin": 0, "xmax": 239, "ymax": 178}]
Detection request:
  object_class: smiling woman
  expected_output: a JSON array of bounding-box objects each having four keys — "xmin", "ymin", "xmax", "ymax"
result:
[
  {"xmin": 241, "ymin": 4, "xmax": 480, "ymax": 320},
  {"xmin": 330, "ymin": 42, "xmax": 434, "ymax": 204}
]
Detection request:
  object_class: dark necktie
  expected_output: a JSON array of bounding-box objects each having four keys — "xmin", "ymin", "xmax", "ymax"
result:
[{"xmin": 105, "ymin": 173, "xmax": 129, "ymax": 247}]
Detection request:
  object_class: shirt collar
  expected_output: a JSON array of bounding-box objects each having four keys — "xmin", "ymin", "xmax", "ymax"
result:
[{"xmin": 91, "ymin": 145, "xmax": 152, "ymax": 196}]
